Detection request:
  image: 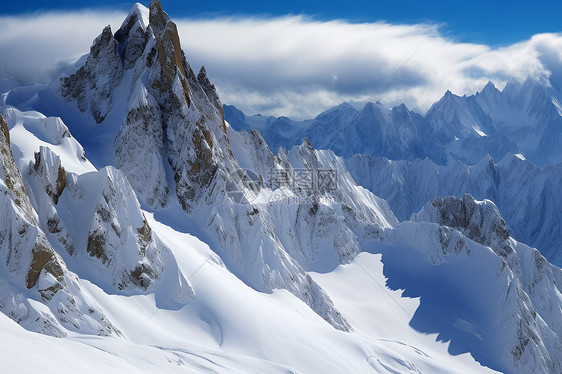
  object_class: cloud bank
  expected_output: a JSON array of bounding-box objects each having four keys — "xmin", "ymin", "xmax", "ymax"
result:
[{"xmin": 1, "ymin": 10, "xmax": 561, "ymax": 118}]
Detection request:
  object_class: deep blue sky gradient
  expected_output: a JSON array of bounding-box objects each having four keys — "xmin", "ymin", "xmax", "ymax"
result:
[{"xmin": 2, "ymin": 0, "xmax": 560, "ymax": 46}]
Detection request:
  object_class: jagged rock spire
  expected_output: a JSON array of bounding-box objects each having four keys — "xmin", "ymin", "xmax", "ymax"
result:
[
  {"xmin": 197, "ymin": 65, "xmax": 227, "ymax": 133},
  {"xmin": 149, "ymin": 0, "xmax": 188, "ymax": 85}
]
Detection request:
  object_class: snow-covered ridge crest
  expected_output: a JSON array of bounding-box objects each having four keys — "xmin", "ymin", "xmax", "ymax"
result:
[
  {"xmin": 412, "ymin": 194, "xmax": 512, "ymax": 256},
  {"xmin": 402, "ymin": 195, "xmax": 562, "ymax": 373}
]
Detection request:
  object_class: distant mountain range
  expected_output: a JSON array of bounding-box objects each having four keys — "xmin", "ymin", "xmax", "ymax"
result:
[{"xmin": 225, "ymin": 77, "xmax": 562, "ymax": 167}]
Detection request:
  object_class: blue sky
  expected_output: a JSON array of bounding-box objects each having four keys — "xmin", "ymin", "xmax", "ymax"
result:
[
  {"xmin": 2, "ymin": 0, "xmax": 561, "ymax": 46},
  {"xmin": 1, "ymin": 1, "xmax": 562, "ymax": 117}
]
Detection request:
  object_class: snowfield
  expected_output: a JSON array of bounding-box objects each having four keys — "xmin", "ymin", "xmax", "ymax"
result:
[{"xmin": 1, "ymin": 213, "xmax": 501, "ymax": 374}]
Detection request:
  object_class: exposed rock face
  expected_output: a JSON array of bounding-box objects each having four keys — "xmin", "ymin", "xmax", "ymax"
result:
[
  {"xmin": 0, "ymin": 114, "xmax": 34, "ymax": 217},
  {"xmin": 149, "ymin": 0, "xmax": 189, "ymax": 89},
  {"xmin": 0, "ymin": 114, "xmax": 9, "ymax": 144},
  {"xmin": 407, "ymin": 195, "xmax": 562, "ymax": 374},
  {"xmin": 197, "ymin": 66, "xmax": 227, "ymax": 134},
  {"xmin": 32, "ymin": 147, "xmax": 67, "ymax": 204},
  {"xmin": 114, "ymin": 8, "xmax": 148, "ymax": 70},
  {"xmin": 60, "ymin": 25, "xmax": 122, "ymax": 124},
  {"xmin": 412, "ymin": 194, "xmax": 512, "ymax": 257}
]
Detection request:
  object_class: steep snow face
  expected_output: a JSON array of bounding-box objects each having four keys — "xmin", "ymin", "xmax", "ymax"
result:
[
  {"xmin": 226, "ymin": 128, "xmax": 399, "ymax": 267},
  {"xmin": 346, "ymin": 153, "xmax": 562, "ymax": 267},
  {"xmin": 0, "ymin": 114, "xmax": 119, "ymax": 337},
  {"xmin": 58, "ymin": 166, "xmax": 164, "ymax": 291},
  {"xmin": 474, "ymin": 79, "xmax": 562, "ymax": 166},
  {"xmin": 0, "ymin": 106, "xmax": 194, "ymax": 337},
  {"xmin": 195, "ymin": 127, "xmax": 398, "ymax": 330},
  {"xmin": 0, "ymin": 101, "xmax": 192, "ymax": 298},
  {"xmin": 404, "ymin": 195, "xmax": 562, "ymax": 374},
  {"xmin": 51, "ymin": 163, "xmax": 194, "ymax": 305}
]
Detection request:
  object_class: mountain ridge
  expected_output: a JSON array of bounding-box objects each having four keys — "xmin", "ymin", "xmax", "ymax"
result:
[{"xmin": 224, "ymin": 77, "xmax": 562, "ymax": 167}]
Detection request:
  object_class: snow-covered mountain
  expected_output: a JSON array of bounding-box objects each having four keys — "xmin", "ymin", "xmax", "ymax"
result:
[
  {"xmin": 346, "ymin": 153, "xmax": 562, "ymax": 267},
  {"xmin": 225, "ymin": 78, "xmax": 562, "ymax": 167},
  {"xmin": 1, "ymin": 2, "xmax": 562, "ymax": 374},
  {"xmin": 225, "ymin": 71, "xmax": 562, "ymax": 268}
]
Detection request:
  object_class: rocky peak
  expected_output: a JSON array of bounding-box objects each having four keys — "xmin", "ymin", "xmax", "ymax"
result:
[
  {"xmin": 412, "ymin": 194, "xmax": 512, "ymax": 256},
  {"xmin": 0, "ymin": 114, "xmax": 9, "ymax": 146},
  {"xmin": 91, "ymin": 25, "xmax": 116, "ymax": 59},
  {"xmin": 197, "ymin": 66, "xmax": 226, "ymax": 133},
  {"xmin": 59, "ymin": 24, "xmax": 121, "ymax": 123},
  {"xmin": 148, "ymin": 0, "xmax": 168, "ymax": 32},
  {"xmin": 114, "ymin": 7, "xmax": 149, "ymax": 69},
  {"xmin": 148, "ymin": 0, "xmax": 188, "ymax": 86},
  {"xmin": 482, "ymin": 80, "xmax": 498, "ymax": 93}
]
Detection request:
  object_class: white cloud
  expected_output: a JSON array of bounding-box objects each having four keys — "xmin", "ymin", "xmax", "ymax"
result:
[
  {"xmin": 0, "ymin": 10, "xmax": 559, "ymax": 118},
  {"xmin": 0, "ymin": 12, "xmax": 125, "ymax": 85}
]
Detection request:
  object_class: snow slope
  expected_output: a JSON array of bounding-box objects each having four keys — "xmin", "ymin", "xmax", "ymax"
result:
[{"xmin": 1, "ymin": 209, "xmax": 502, "ymax": 374}]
